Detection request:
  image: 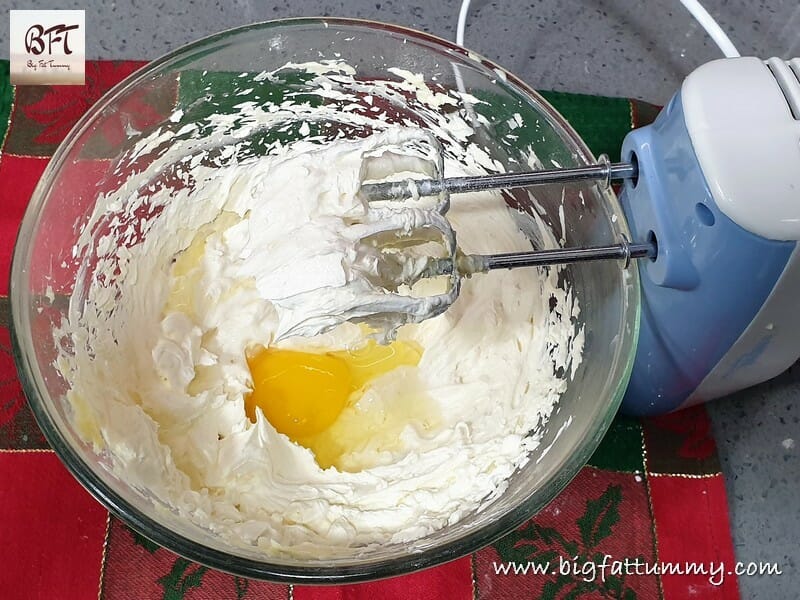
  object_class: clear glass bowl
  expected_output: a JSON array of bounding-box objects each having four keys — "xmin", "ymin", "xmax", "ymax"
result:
[{"xmin": 11, "ymin": 18, "xmax": 639, "ymax": 582}]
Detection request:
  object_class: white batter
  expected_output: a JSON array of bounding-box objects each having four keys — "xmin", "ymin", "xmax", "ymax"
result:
[{"xmin": 58, "ymin": 62, "xmax": 582, "ymax": 558}]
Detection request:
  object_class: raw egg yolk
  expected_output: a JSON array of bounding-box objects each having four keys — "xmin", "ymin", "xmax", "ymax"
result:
[{"xmin": 245, "ymin": 340, "xmax": 421, "ymax": 442}]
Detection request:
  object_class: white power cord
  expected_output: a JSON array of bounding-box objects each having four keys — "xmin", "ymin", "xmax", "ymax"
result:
[
  {"xmin": 456, "ymin": 0, "xmax": 471, "ymax": 48},
  {"xmin": 454, "ymin": 0, "xmax": 740, "ymax": 58},
  {"xmin": 678, "ymin": 0, "xmax": 740, "ymax": 58}
]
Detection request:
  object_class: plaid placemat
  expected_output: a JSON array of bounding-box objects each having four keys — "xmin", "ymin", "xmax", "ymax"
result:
[{"xmin": 0, "ymin": 60, "xmax": 739, "ymax": 600}]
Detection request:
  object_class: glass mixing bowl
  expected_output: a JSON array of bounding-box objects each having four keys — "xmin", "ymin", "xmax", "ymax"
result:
[{"xmin": 10, "ymin": 18, "xmax": 639, "ymax": 582}]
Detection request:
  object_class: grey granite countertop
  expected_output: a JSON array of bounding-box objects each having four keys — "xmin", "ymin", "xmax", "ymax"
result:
[{"xmin": 1, "ymin": 0, "xmax": 797, "ymax": 597}]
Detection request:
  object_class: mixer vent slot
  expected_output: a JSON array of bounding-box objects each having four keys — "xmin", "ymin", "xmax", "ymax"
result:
[{"xmin": 766, "ymin": 57, "xmax": 800, "ymax": 120}]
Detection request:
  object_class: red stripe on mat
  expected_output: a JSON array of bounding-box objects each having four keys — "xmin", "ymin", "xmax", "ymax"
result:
[
  {"xmin": 0, "ymin": 155, "xmax": 49, "ymax": 295},
  {"xmin": 649, "ymin": 474, "xmax": 740, "ymax": 599},
  {"xmin": 0, "ymin": 451, "xmax": 108, "ymax": 599}
]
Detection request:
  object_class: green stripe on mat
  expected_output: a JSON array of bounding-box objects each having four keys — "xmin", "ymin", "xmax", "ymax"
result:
[
  {"xmin": 540, "ymin": 90, "xmax": 634, "ymax": 161},
  {"xmin": 0, "ymin": 60, "xmax": 12, "ymax": 146},
  {"xmin": 176, "ymin": 69, "xmax": 325, "ymax": 155},
  {"xmin": 587, "ymin": 414, "xmax": 645, "ymax": 472}
]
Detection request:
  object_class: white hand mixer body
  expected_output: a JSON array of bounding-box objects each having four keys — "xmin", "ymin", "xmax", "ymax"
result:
[{"xmin": 619, "ymin": 56, "xmax": 800, "ymax": 415}]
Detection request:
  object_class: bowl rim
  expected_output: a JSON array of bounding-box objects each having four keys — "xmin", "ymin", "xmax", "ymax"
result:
[{"xmin": 10, "ymin": 16, "xmax": 640, "ymax": 583}]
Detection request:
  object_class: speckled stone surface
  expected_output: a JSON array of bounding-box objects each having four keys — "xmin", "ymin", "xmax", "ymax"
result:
[
  {"xmin": 708, "ymin": 366, "xmax": 799, "ymax": 597},
  {"xmin": 0, "ymin": 0, "xmax": 798, "ymax": 596}
]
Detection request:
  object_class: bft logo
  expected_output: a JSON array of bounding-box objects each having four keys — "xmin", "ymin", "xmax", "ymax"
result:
[
  {"xmin": 25, "ymin": 23, "xmax": 80, "ymax": 56},
  {"xmin": 10, "ymin": 10, "xmax": 85, "ymax": 85}
]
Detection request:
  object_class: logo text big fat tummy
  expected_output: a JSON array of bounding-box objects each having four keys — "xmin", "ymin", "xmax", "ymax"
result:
[{"xmin": 10, "ymin": 10, "xmax": 85, "ymax": 85}]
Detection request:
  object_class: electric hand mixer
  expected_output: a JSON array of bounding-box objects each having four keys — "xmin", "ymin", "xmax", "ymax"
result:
[{"xmin": 358, "ymin": 56, "xmax": 800, "ymax": 416}]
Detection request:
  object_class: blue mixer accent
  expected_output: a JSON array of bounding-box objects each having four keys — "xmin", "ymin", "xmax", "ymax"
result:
[{"xmin": 618, "ymin": 92, "xmax": 796, "ymax": 415}]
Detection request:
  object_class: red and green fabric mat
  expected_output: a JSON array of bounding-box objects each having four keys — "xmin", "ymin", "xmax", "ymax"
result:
[{"xmin": 0, "ymin": 60, "xmax": 739, "ymax": 599}]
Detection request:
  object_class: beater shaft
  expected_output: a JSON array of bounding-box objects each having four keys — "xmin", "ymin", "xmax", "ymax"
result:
[
  {"xmin": 361, "ymin": 161, "xmax": 637, "ymax": 201},
  {"xmin": 481, "ymin": 240, "xmax": 654, "ymax": 270},
  {"xmin": 425, "ymin": 239, "xmax": 656, "ymax": 279}
]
